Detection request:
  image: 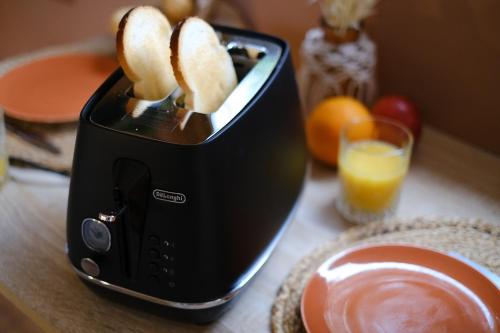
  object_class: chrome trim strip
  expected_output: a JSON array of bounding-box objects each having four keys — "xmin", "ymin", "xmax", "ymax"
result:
[
  {"xmin": 71, "ymin": 195, "xmax": 302, "ymax": 310},
  {"xmin": 73, "ymin": 268, "xmax": 233, "ymax": 310}
]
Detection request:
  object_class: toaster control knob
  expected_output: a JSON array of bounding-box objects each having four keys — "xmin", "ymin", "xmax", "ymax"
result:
[
  {"xmin": 81, "ymin": 218, "xmax": 111, "ymax": 253},
  {"xmin": 81, "ymin": 258, "xmax": 100, "ymax": 277}
]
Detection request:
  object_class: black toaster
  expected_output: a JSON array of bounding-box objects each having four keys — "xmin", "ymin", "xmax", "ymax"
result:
[{"xmin": 66, "ymin": 25, "xmax": 307, "ymax": 323}]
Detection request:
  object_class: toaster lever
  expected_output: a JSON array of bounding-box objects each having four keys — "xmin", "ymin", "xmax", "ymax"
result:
[
  {"xmin": 97, "ymin": 205, "xmax": 127, "ymax": 223},
  {"xmin": 98, "ymin": 212, "xmax": 118, "ymax": 223},
  {"xmin": 112, "ymin": 159, "xmax": 151, "ymax": 279}
]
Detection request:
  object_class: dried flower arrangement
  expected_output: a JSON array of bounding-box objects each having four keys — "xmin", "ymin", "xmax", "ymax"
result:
[
  {"xmin": 316, "ymin": 0, "xmax": 378, "ymax": 31},
  {"xmin": 298, "ymin": 0, "xmax": 379, "ymax": 112}
]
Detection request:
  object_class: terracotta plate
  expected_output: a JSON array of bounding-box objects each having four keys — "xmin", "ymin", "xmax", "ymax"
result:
[
  {"xmin": 301, "ymin": 244, "xmax": 500, "ymax": 333},
  {"xmin": 0, "ymin": 54, "xmax": 117, "ymax": 123}
]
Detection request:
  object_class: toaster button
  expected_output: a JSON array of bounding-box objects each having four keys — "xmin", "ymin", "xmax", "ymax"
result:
[
  {"xmin": 162, "ymin": 254, "xmax": 175, "ymax": 263},
  {"xmin": 81, "ymin": 258, "xmax": 100, "ymax": 277},
  {"xmin": 148, "ymin": 235, "xmax": 160, "ymax": 246},
  {"xmin": 148, "ymin": 275, "xmax": 159, "ymax": 284},
  {"xmin": 148, "ymin": 249, "xmax": 160, "ymax": 259},
  {"xmin": 163, "ymin": 240, "xmax": 175, "ymax": 248},
  {"xmin": 149, "ymin": 263, "xmax": 160, "ymax": 273}
]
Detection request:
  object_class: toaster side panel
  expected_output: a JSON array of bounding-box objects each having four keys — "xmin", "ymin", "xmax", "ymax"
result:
[{"xmin": 193, "ymin": 44, "xmax": 308, "ymax": 298}]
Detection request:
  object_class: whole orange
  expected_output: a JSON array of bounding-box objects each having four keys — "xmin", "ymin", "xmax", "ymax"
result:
[{"xmin": 306, "ymin": 96, "xmax": 372, "ymax": 166}]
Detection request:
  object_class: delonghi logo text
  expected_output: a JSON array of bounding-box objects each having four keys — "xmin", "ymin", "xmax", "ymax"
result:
[{"xmin": 153, "ymin": 189, "xmax": 186, "ymax": 204}]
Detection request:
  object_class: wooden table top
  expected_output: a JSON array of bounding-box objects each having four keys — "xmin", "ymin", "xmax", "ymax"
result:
[{"xmin": 0, "ymin": 127, "xmax": 499, "ymax": 332}]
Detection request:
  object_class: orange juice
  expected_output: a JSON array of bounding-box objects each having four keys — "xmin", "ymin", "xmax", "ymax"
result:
[{"xmin": 339, "ymin": 140, "xmax": 409, "ymax": 213}]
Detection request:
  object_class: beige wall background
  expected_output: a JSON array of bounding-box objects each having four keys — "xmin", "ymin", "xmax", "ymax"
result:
[{"xmin": 1, "ymin": 0, "xmax": 499, "ymax": 154}]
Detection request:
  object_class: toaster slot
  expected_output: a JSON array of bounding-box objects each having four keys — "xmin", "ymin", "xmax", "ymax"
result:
[
  {"xmin": 112, "ymin": 159, "xmax": 151, "ymax": 279},
  {"xmin": 89, "ymin": 32, "xmax": 282, "ymax": 145},
  {"xmin": 227, "ymin": 44, "xmax": 260, "ymax": 79}
]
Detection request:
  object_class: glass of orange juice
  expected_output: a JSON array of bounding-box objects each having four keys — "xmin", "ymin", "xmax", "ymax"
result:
[{"xmin": 336, "ymin": 117, "xmax": 413, "ymax": 224}]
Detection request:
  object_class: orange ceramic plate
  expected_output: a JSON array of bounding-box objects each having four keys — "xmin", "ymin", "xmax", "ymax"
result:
[
  {"xmin": 0, "ymin": 53, "xmax": 117, "ymax": 123},
  {"xmin": 301, "ymin": 244, "xmax": 500, "ymax": 333}
]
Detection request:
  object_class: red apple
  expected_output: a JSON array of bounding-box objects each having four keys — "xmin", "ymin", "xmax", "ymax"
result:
[{"xmin": 372, "ymin": 95, "xmax": 422, "ymax": 143}]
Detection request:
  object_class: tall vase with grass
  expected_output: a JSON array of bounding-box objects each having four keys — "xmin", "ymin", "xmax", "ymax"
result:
[{"xmin": 298, "ymin": 0, "xmax": 378, "ymax": 115}]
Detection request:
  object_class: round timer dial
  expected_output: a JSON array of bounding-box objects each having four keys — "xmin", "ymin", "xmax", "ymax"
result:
[{"xmin": 81, "ymin": 218, "xmax": 111, "ymax": 253}]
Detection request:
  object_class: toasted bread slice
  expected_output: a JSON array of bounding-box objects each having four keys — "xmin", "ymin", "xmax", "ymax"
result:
[
  {"xmin": 171, "ymin": 17, "xmax": 237, "ymax": 114},
  {"xmin": 116, "ymin": 6, "xmax": 177, "ymax": 100},
  {"xmin": 161, "ymin": 0, "xmax": 195, "ymax": 24}
]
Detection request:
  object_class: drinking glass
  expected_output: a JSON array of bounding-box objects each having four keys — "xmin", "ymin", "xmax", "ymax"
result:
[{"xmin": 336, "ymin": 117, "xmax": 413, "ymax": 224}]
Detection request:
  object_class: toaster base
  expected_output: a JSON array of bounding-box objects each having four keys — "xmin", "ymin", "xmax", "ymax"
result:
[
  {"xmin": 79, "ymin": 277, "xmax": 236, "ymax": 324},
  {"xmin": 69, "ymin": 197, "xmax": 301, "ymax": 322}
]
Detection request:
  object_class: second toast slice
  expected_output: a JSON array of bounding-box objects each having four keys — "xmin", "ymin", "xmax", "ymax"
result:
[{"xmin": 171, "ymin": 17, "xmax": 237, "ymax": 114}]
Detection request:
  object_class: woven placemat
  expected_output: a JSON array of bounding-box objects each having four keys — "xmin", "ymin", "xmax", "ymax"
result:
[{"xmin": 271, "ymin": 217, "xmax": 500, "ymax": 333}]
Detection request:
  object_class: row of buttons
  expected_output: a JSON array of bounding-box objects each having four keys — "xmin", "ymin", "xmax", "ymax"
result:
[
  {"xmin": 148, "ymin": 262, "xmax": 175, "ymax": 276},
  {"xmin": 148, "ymin": 249, "xmax": 175, "ymax": 262},
  {"xmin": 148, "ymin": 235, "xmax": 175, "ymax": 248},
  {"xmin": 147, "ymin": 235, "xmax": 176, "ymax": 287}
]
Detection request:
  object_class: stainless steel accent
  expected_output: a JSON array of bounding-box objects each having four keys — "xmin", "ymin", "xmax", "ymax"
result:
[
  {"xmin": 207, "ymin": 37, "xmax": 282, "ymax": 138},
  {"xmin": 72, "ymin": 196, "xmax": 302, "ymax": 310},
  {"xmin": 74, "ymin": 267, "xmax": 233, "ymax": 310},
  {"xmin": 98, "ymin": 212, "xmax": 117, "ymax": 223},
  {"xmin": 81, "ymin": 218, "xmax": 112, "ymax": 253},
  {"xmin": 81, "ymin": 258, "xmax": 100, "ymax": 277}
]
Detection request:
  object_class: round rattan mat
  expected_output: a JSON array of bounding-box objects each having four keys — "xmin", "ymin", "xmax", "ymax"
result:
[{"xmin": 270, "ymin": 217, "xmax": 500, "ymax": 333}]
